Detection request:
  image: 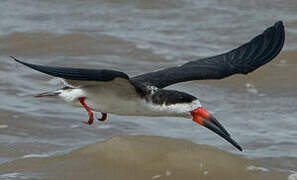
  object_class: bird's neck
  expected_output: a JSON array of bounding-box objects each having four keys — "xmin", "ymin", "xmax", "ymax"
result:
[{"xmin": 144, "ymin": 99, "xmax": 202, "ymax": 118}]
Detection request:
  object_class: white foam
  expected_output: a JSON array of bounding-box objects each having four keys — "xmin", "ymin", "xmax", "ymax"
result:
[
  {"xmin": 0, "ymin": 173, "xmax": 21, "ymax": 178},
  {"xmin": 96, "ymin": 124, "xmax": 111, "ymax": 129},
  {"xmin": 246, "ymin": 165, "xmax": 269, "ymax": 172},
  {"xmin": 16, "ymin": 93, "xmax": 29, "ymax": 97},
  {"xmin": 136, "ymin": 43, "xmax": 151, "ymax": 50},
  {"xmin": 0, "ymin": 125, "xmax": 8, "ymax": 129},
  {"xmin": 165, "ymin": 169, "xmax": 171, "ymax": 176},
  {"xmin": 152, "ymin": 174, "xmax": 161, "ymax": 179},
  {"xmin": 0, "ymin": 173, "xmax": 28, "ymax": 179},
  {"xmin": 288, "ymin": 172, "xmax": 297, "ymax": 180},
  {"xmin": 165, "ymin": 55, "xmax": 173, "ymax": 60},
  {"xmin": 280, "ymin": 59, "xmax": 287, "ymax": 64},
  {"xmin": 22, "ymin": 154, "xmax": 49, "ymax": 158},
  {"xmin": 274, "ymin": 59, "xmax": 288, "ymax": 67},
  {"xmin": 70, "ymin": 124, "xmax": 81, "ymax": 128},
  {"xmin": 245, "ymin": 83, "xmax": 258, "ymax": 94},
  {"xmin": 12, "ymin": 115, "xmax": 19, "ymax": 118}
]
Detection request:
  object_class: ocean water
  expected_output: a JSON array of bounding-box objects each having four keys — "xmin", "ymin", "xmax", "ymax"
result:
[{"xmin": 0, "ymin": 0, "xmax": 297, "ymax": 178}]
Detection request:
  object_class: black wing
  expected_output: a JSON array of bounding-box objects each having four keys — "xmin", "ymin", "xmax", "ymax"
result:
[
  {"xmin": 131, "ymin": 21, "xmax": 285, "ymax": 89},
  {"xmin": 11, "ymin": 56, "xmax": 129, "ymax": 81}
]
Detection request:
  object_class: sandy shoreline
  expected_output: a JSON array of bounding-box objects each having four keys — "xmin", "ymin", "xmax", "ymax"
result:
[{"xmin": 0, "ymin": 135, "xmax": 289, "ymax": 180}]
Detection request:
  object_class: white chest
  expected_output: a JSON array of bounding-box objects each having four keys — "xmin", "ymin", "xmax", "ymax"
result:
[{"xmin": 58, "ymin": 86, "xmax": 200, "ymax": 118}]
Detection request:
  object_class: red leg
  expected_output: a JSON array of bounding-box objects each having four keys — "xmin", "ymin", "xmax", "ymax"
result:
[
  {"xmin": 79, "ymin": 97, "xmax": 93, "ymax": 125},
  {"xmin": 98, "ymin": 113, "xmax": 107, "ymax": 121}
]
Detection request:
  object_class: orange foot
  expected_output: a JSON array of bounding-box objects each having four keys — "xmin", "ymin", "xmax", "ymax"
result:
[{"xmin": 79, "ymin": 97, "xmax": 94, "ymax": 125}]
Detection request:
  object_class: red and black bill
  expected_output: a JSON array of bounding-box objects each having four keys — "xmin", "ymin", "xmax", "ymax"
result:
[{"xmin": 190, "ymin": 107, "xmax": 242, "ymax": 151}]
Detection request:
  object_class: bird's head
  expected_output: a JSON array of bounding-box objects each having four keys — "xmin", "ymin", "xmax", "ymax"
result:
[
  {"xmin": 149, "ymin": 89, "xmax": 242, "ymax": 151},
  {"xmin": 189, "ymin": 106, "xmax": 242, "ymax": 151}
]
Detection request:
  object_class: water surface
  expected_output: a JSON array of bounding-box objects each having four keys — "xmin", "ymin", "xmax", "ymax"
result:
[{"xmin": 0, "ymin": 0, "xmax": 296, "ymax": 178}]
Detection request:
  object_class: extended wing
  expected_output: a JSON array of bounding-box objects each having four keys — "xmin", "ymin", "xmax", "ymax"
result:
[
  {"xmin": 12, "ymin": 57, "xmax": 139, "ymax": 98},
  {"xmin": 131, "ymin": 21, "xmax": 285, "ymax": 89},
  {"xmin": 11, "ymin": 56, "xmax": 130, "ymax": 86}
]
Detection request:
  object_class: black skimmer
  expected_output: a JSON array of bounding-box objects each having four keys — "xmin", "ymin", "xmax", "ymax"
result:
[{"xmin": 12, "ymin": 21, "xmax": 285, "ymax": 151}]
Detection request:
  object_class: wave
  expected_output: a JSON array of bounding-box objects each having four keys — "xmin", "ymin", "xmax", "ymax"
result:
[
  {"xmin": 0, "ymin": 136, "xmax": 289, "ymax": 180},
  {"xmin": 100, "ymin": 0, "xmax": 185, "ymax": 9},
  {"xmin": 0, "ymin": 32, "xmax": 163, "ymax": 63},
  {"xmin": 0, "ymin": 32, "xmax": 128, "ymax": 56}
]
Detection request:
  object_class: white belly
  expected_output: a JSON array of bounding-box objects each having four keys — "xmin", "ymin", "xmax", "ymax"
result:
[{"xmin": 58, "ymin": 85, "xmax": 198, "ymax": 118}]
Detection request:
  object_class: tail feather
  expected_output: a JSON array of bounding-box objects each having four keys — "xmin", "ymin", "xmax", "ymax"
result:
[{"xmin": 34, "ymin": 91, "xmax": 60, "ymax": 98}]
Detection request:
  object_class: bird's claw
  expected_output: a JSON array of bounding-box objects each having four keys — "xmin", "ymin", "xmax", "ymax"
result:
[
  {"xmin": 82, "ymin": 114, "xmax": 94, "ymax": 125},
  {"xmin": 83, "ymin": 117, "xmax": 93, "ymax": 125}
]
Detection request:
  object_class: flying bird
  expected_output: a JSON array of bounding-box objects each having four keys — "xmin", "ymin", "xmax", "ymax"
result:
[{"xmin": 12, "ymin": 21, "xmax": 285, "ymax": 151}]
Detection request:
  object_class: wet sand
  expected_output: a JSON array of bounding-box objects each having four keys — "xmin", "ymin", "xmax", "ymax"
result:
[{"xmin": 0, "ymin": 136, "xmax": 289, "ymax": 180}]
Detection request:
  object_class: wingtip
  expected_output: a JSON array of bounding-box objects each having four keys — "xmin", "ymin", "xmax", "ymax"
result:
[
  {"xmin": 264, "ymin": 20, "xmax": 284, "ymax": 34},
  {"xmin": 274, "ymin": 20, "xmax": 285, "ymax": 33},
  {"xmin": 274, "ymin": 20, "xmax": 283, "ymax": 27},
  {"xmin": 10, "ymin": 55, "xmax": 17, "ymax": 61},
  {"xmin": 10, "ymin": 56, "xmax": 32, "ymax": 68},
  {"xmin": 10, "ymin": 56, "xmax": 22, "ymax": 64}
]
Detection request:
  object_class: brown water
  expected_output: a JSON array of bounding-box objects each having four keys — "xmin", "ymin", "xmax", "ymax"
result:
[{"xmin": 0, "ymin": 0, "xmax": 297, "ymax": 179}]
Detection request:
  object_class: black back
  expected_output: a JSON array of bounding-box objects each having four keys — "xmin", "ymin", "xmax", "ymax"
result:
[
  {"xmin": 150, "ymin": 90, "xmax": 197, "ymax": 105},
  {"xmin": 131, "ymin": 21, "xmax": 285, "ymax": 89}
]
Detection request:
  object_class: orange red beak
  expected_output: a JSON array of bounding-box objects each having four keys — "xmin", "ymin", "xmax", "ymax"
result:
[{"xmin": 190, "ymin": 107, "xmax": 242, "ymax": 151}]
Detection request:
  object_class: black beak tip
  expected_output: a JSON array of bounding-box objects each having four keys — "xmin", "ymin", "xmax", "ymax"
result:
[
  {"xmin": 202, "ymin": 119, "xmax": 243, "ymax": 152},
  {"xmin": 223, "ymin": 135, "xmax": 243, "ymax": 152},
  {"xmin": 235, "ymin": 143, "xmax": 243, "ymax": 152}
]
